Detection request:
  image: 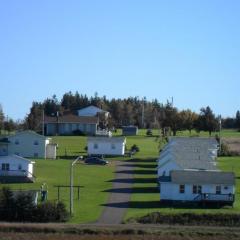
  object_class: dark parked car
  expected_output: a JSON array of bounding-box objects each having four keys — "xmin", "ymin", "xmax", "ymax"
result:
[{"xmin": 84, "ymin": 157, "xmax": 109, "ymax": 165}]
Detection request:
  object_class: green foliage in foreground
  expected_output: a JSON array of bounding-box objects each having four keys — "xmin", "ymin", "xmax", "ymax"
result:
[
  {"xmin": 0, "ymin": 187, "xmax": 69, "ymax": 222},
  {"xmin": 127, "ymin": 212, "xmax": 240, "ymax": 226}
]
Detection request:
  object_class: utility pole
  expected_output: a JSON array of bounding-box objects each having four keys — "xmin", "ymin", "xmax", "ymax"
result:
[
  {"xmin": 70, "ymin": 156, "xmax": 83, "ymax": 216},
  {"xmin": 141, "ymin": 97, "xmax": 146, "ymax": 129},
  {"xmin": 219, "ymin": 115, "xmax": 222, "ymax": 154}
]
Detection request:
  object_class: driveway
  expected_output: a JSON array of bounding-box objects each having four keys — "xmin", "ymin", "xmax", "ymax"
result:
[{"xmin": 97, "ymin": 160, "xmax": 134, "ymax": 224}]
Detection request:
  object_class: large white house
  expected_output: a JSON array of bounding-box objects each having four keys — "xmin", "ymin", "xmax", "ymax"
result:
[
  {"xmin": 158, "ymin": 137, "xmax": 235, "ymax": 205},
  {"xmin": 0, "ymin": 155, "xmax": 35, "ymax": 183},
  {"xmin": 87, "ymin": 137, "xmax": 126, "ymax": 156},
  {"xmin": 159, "ymin": 170, "xmax": 235, "ymax": 205},
  {"xmin": 0, "ymin": 131, "xmax": 57, "ymax": 159}
]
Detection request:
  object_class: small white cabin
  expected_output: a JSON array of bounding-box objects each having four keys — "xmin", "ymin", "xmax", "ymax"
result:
[
  {"xmin": 87, "ymin": 137, "xmax": 126, "ymax": 156},
  {"xmin": 0, "ymin": 155, "xmax": 35, "ymax": 181}
]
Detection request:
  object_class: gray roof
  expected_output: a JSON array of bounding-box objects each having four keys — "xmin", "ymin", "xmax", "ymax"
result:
[
  {"xmin": 88, "ymin": 136, "xmax": 126, "ymax": 143},
  {"xmin": 170, "ymin": 170, "xmax": 235, "ymax": 185},
  {"xmin": 159, "ymin": 137, "xmax": 219, "ymax": 170}
]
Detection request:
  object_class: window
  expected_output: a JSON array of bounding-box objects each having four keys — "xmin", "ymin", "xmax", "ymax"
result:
[
  {"xmin": 34, "ymin": 140, "xmax": 39, "ymax": 145},
  {"xmin": 193, "ymin": 185, "xmax": 202, "ymax": 194},
  {"xmin": 179, "ymin": 184, "xmax": 185, "ymax": 194},
  {"xmin": 111, "ymin": 143, "xmax": 116, "ymax": 149},
  {"xmin": 193, "ymin": 185, "xmax": 197, "ymax": 194},
  {"xmin": 216, "ymin": 186, "xmax": 221, "ymax": 195},
  {"xmin": 2, "ymin": 163, "xmax": 9, "ymax": 171},
  {"xmin": 18, "ymin": 164, "xmax": 22, "ymax": 170},
  {"xmin": 15, "ymin": 139, "xmax": 19, "ymax": 145},
  {"xmin": 94, "ymin": 143, "xmax": 98, "ymax": 149},
  {"xmin": 15, "ymin": 152, "xmax": 20, "ymax": 156},
  {"xmin": 34, "ymin": 153, "xmax": 39, "ymax": 157}
]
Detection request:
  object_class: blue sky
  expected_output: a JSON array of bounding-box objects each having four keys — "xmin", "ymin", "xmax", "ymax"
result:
[{"xmin": 0, "ymin": 0, "xmax": 239, "ymax": 120}]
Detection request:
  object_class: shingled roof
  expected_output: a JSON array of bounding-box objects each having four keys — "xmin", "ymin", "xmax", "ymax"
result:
[{"xmin": 170, "ymin": 170, "xmax": 235, "ymax": 185}]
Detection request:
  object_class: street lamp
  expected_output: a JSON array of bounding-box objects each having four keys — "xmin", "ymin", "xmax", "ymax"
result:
[{"xmin": 70, "ymin": 156, "xmax": 83, "ymax": 216}]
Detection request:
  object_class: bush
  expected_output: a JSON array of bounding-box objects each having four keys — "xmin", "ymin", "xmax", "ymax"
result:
[
  {"xmin": 146, "ymin": 129, "xmax": 153, "ymax": 136},
  {"xmin": 130, "ymin": 144, "xmax": 140, "ymax": 153},
  {"xmin": 72, "ymin": 130, "xmax": 86, "ymax": 136},
  {"xmin": 127, "ymin": 212, "xmax": 240, "ymax": 227},
  {"xmin": 219, "ymin": 142, "xmax": 231, "ymax": 156},
  {"xmin": 34, "ymin": 201, "xmax": 69, "ymax": 223},
  {"xmin": 0, "ymin": 187, "xmax": 69, "ymax": 223}
]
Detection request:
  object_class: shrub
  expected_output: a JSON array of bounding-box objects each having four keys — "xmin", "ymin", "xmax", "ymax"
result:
[
  {"xmin": 130, "ymin": 144, "xmax": 140, "ymax": 153},
  {"xmin": 34, "ymin": 201, "xmax": 69, "ymax": 223},
  {"xmin": 146, "ymin": 129, "xmax": 153, "ymax": 136},
  {"xmin": 127, "ymin": 212, "xmax": 240, "ymax": 227},
  {"xmin": 72, "ymin": 130, "xmax": 86, "ymax": 136},
  {"xmin": 0, "ymin": 188, "xmax": 69, "ymax": 223}
]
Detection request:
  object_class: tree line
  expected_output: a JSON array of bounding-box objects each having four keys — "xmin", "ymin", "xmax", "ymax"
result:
[{"xmin": 0, "ymin": 92, "xmax": 240, "ymax": 136}]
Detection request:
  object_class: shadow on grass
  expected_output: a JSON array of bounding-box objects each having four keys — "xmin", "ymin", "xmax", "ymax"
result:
[
  {"xmin": 103, "ymin": 187, "xmax": 158, "ymax": 194},
  {"xmin": 121, "ymin": 164, "xmax": 157, "ymax": 169},
  {"xmin": 115, "ymin": 170, "xmax": 157, "ymax": 175},
  {"xmin": 108, "ymin": 177, "xmax": 157, "ymax": 184},
  {"xmin": 125, "ymin": 158, "xmax": 157, "ymax": 163},
  {"xmin": 57, "ymin": 155, "xmax": 79, "ymax": 160},
  {"xmin": 101, "ymin": 201, "xmax": 224, "ymax": 209}
]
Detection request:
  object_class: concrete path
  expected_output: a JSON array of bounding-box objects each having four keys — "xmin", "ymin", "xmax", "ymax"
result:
[{"xmin": 97, "ymin": 160, "xmax": 134, "ymax": 224}]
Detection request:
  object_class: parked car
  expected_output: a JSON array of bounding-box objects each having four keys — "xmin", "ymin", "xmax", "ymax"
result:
[{"xmin": 84, "ymin": 157, "xmax": 109, "ymax": 165}]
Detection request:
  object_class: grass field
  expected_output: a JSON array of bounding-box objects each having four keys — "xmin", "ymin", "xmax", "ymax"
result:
[
  {"xmin": 1, "ymin": 128, "xmax": 240, "ymax": 223},
  {"xmin": 2, "ymin": 159, "xmax": 115, "ymax": 223}
]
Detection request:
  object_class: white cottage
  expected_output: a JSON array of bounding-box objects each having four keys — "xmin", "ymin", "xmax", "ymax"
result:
[
  {"xmin": 0, "ymin": 131, "xmax": 57, "ymax": 159},
  {"xmin": 87, "ymin": 137, "xmax": 126, "ymax": 156},
  {"xmin": 0, "ymin": 155, "xmax": 35, "ymax": 183},
  {"xmin": 159, "ymin": 170, "xmax": 235, "ymax": 205}
]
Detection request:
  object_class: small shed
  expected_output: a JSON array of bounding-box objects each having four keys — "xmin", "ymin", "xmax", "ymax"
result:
[
  {"xmin": 0, "ymin": 155, "xmax": 35, "ymax": 183},
  {"xmin": 87, "ymin": 137, "xmax": 126, "ymax": 156},
  {"xmin": 122, "ymin": 126, "xmax": 138, "ymax": 136}
]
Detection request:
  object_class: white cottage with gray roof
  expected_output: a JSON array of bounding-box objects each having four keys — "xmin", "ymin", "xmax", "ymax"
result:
[
  {"xmin": 158, "ymin": 137, "xmax": 235, "ymax": 205},
  {"xmin": 159, "ymin": 170, "xmax": 235, "ymax": 205},
  {"xmin": 87, "ymin": 137, "xmax": 126, "ymax": 156}
]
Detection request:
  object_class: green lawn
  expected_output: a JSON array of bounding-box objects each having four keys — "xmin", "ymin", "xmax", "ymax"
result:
[{"xmin": 1, "ymin": 129, "xmax": 240, "ymax": 223}]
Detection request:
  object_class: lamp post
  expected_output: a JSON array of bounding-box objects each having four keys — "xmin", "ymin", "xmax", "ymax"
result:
[{"xmin": 70, "ymin": 156, "xmax": 83, "ymax": 216}]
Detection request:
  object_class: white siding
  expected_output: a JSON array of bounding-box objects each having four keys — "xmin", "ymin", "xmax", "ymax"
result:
[
  {"xmin": 88, "ymin": 140, "xmax": 125, "ymax": 156},
  {"xmin": 160, "ymin": 182, "xmax": 235, "ymax": 201},
  {"xmin": 0, "ymin": 155, "xmax": 33, "ymax": 177},
  {"xmin": 46, "ymin": 144, "xmax": 57, "ymax": 159},
  {"xmin": 7, "ymin": 132, "xmax": 48, "ymax": 158}
]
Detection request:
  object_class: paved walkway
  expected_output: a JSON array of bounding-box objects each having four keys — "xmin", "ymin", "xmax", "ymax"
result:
[{"xmin": 97, "ymin": 160, "xmax": 134, "ymax": 224}]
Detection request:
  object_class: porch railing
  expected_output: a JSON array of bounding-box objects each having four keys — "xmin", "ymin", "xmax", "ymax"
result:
[{"xmin": 194, "ymin": 193, "xmax": 234, "ymax": 202}]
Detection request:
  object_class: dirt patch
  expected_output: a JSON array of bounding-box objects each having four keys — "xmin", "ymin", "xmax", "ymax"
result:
[
  {"xmin": 0, "ymin": 232, "xmax": 238, "ymax": 240},
  {"xmin": 222, "ymin": 138, "xmax": 240, "ymax": 154}
]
